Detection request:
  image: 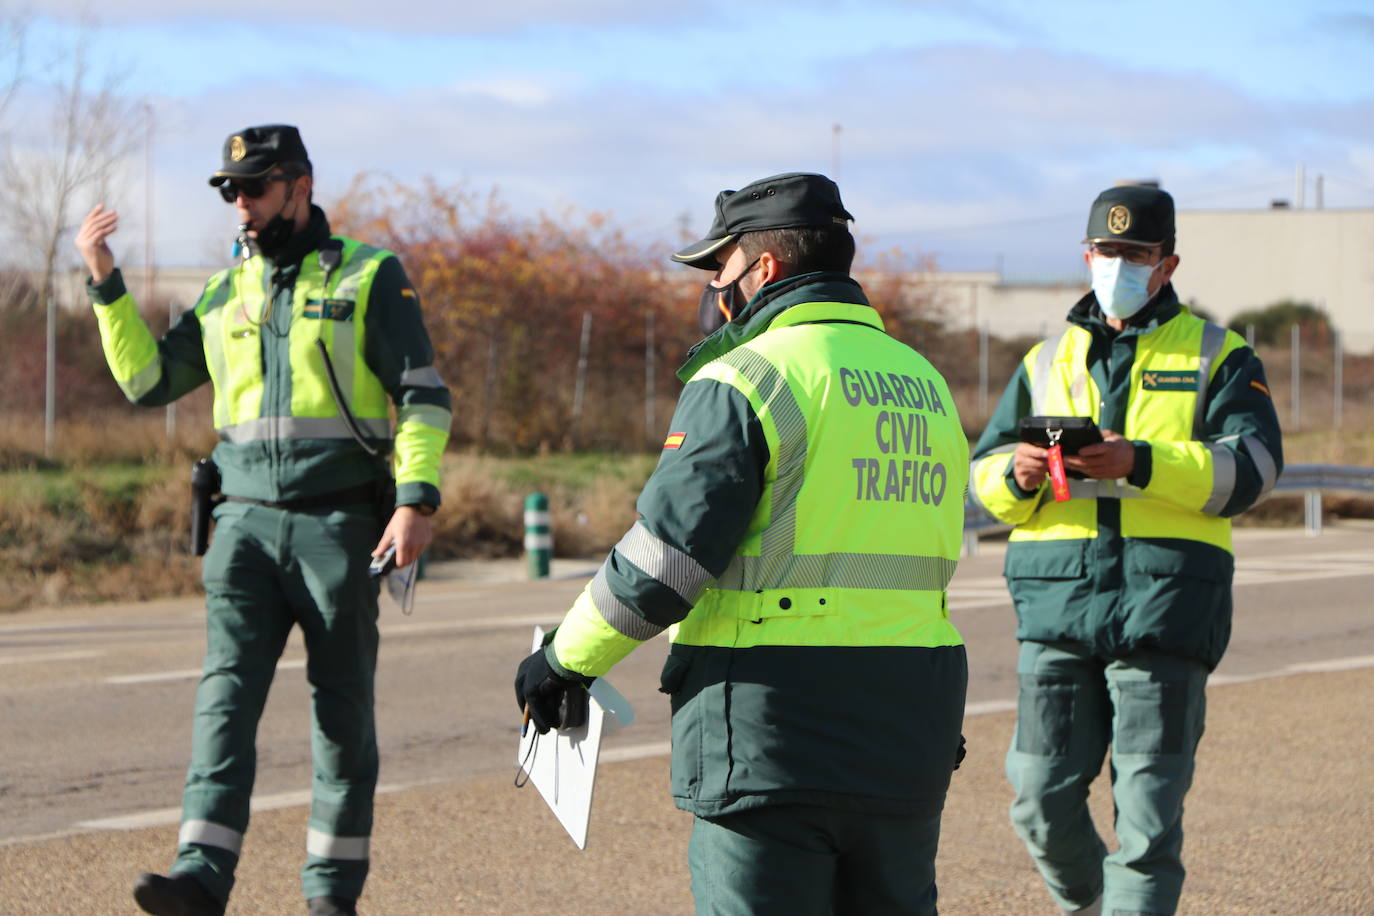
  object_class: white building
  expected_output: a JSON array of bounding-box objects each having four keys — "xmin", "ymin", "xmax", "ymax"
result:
[
  {"xmin": 1174, "ymin": 206, "xmax": 1374, "ymax": 353},
  {"xmin": 914, "ymin": 206, "xmax": 1374, "ymax": 354},
  {"xmin": 903, "ymin": 270, "xmax": 1086, "ymax": 342}
]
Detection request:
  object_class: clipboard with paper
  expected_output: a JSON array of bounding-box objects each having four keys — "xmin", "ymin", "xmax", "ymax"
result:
[{"xmin": 515, "ymin": 627, "xmax": 634, "ymax": 849}]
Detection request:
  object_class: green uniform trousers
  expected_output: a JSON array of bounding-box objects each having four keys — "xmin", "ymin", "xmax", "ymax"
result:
[
  {"xmin": 1006, "ymin": 641, "xmax": 1208, "ymax": 916},
  {"xmin": 688, "ymin": 804, "xmax": 942, "ymax": 915},
  {"xmin": 172, "ymin": 500, "xmax": 382, "ymax": 905}
]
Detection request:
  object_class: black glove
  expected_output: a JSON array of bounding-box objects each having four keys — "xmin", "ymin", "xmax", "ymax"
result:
[
  {"xmin": 954, "ymin": 734, "xmax": 967, "ymax": 771},
  {"xmin": 514, "ymin": 647, "xmax": 592, "ymax": 735}
]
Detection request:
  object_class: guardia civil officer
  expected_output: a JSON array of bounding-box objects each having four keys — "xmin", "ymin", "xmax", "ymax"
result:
[
  {"xmin": 514, "ymin": 173, "xmax": 969, "ymax": 914},
  {"xmin": 969, "ymin": 185, "xmax": 1282, "ymax": 915},
  {"xmin": 75, "ymin": 125, "xmax": 452, "ymax": 916}
]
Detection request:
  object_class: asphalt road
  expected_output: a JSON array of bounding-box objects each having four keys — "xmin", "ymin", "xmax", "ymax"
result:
[{"xmin": 1, "ymin": 525, "xmax": 1372, "ymax": 914}]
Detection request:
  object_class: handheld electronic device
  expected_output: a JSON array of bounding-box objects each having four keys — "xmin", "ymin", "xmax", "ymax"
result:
[
  {"xmin": 368, "ymin": 544, "xmax": 397, "ymax": 578},
  {"xmin": 1018, "ymin": 416, "xmax": 1103, "ymax": 455}
]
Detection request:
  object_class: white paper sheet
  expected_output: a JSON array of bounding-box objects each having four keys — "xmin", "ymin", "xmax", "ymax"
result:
[{"xmin": 515, "ymin": 627, "xmax": 635, "ymax": 849}]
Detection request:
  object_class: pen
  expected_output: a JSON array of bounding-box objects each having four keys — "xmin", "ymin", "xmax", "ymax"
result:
[{"xmin": 521, "ymin": 704, "xmax": 531, "ymax": 738}]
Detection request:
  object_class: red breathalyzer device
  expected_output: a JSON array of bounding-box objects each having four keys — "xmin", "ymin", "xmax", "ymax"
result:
[{"xmin": 1046, "ymin": 428, "xmax": 1071, "ymax": 503}]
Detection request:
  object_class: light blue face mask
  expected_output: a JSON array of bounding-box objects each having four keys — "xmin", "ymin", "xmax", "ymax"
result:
[{"xmin": 1091, "ymin": 256, "xmax": 1163, "ymax": 320}]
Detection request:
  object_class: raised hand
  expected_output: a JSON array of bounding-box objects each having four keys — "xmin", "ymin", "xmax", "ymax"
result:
[{"xmin": 74, "ymin": 204, "xmax": 119, "ymax": 284}]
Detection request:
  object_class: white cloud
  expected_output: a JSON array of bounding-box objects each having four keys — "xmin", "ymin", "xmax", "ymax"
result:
[{"xmin": 29, "ymin": 33, "xmax": 1371, "ymax": 271}]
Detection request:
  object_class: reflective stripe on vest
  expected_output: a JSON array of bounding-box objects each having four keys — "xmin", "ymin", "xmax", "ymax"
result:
[
  {"xmin": 196, "ymin": 237, "xmax": 392, "ymax": 441},
  {"xmin": 1193, "ymin": 322, "xmax": 1228, "ymax": 439},
  {"xmin": 583, "ymin": 521, "xmax": 717, "ymax": 644},
  {"xmin": 219, "ymin": 416, "xmax": 392, "ymax": 444},
  {"xmin": 615, "ymin": 522, "xmax": 714, "ymax": 607}
]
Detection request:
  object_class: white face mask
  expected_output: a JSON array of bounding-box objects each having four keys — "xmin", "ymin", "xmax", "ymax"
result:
[{"xmin": 1091, "ymin": 255, "xmax": 1163, "ymax": 320}]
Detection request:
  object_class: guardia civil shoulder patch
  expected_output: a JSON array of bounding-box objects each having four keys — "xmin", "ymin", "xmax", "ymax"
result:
[
  {"xmin": 1141, "ymin": 369, "xmax": 1198, "ymax": 391},
  {"xmin": 663, "ymin": 432, "xmax": 686, "ymax": 449}
]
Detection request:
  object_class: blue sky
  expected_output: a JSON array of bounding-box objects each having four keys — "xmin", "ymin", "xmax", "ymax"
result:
[{"xmin": 13, "ymin": 0, "xmax": 1374, "ymax": 279}]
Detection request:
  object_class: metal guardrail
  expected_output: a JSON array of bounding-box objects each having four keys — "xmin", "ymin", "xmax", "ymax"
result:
[
  {"xmin": 1272, "ymin": 464, "xmax": 1374, "ymax": 494},
  {"xmin": 1272, "ymin": 464, "xmax": 1374, "ymax": 536},
  {"xmin": 962, "ymin": 463, "xmax": 1374, "ymax": 551}
]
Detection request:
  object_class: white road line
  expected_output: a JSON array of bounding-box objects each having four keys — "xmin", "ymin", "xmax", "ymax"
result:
[
  {"xmin": 601, "ymin": 741, "xmax": 672, "ymax": 764},
  {"xmin": 1234, "ymin": 568, "xmax": 1374, "ymax": 588},
  {"xmin": 4, "ymin": 652, "xmax": 1369, "ymax": 849},
  {"xmin": 75, "ymin": 783, "xmax": 413, "ymax": 832},
  {"xmin": 0, "ymin": 621, "xmax": 106, "ymax": 635},
  {"xmin": 1288, "ymin": 654, "xmax": 1374, "ymax": 673},
  {"xmin": 0, "ymin": 650, "xmax": 102, "ymax": 666},
  {"xmin": 965, "ymin": 699, "xmax": 1018, "ymax": 716},
  {"xmin": 104, "ymin": 659, "xmax": 306, "ymax": 685},
  {"xmin": 948, "ymin": 588, "xmax": 1012, "ymax": 599},
  {"xmin": 380, "ymin": 615, "xmax": 560, "ymax": 638},
  {"xmin": 951, "ymin": 598, "xmax": 1015, "ymax": 611},
  {"xmin": 1210, "ymin": 654, "xmax": 1374, "ymax": 685}
]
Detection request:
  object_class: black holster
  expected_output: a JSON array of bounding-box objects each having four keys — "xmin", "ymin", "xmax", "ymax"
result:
[{"xmin": 190, "ymin": 458, "xmax": 224, "ymax": 556}]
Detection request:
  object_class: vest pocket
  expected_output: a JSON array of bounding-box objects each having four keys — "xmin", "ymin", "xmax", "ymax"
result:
[
  {"xmin": 659, "ymin": 652, "xmax": 690, "ymax": 696},
  {"xmin": 1004, "ymin": 540, "xmax": 1088, "ymax": 580}
]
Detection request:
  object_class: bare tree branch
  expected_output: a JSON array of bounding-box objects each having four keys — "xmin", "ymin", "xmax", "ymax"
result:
[
  {"xmin": 0, "ymin": 15, "xmax": 141, "ymax": 310},
  {"xmin": 0, "ymin": 13, "xmax": 142, "ymax": 452},
  {"xmin": 0, "ymin": 7, "xmax": 25, "ymax": 123}
]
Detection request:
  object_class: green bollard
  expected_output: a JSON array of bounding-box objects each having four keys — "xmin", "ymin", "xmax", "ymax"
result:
[{"xmin": 524, "ymin": 492, "xmax": 551, "ymax": 579}]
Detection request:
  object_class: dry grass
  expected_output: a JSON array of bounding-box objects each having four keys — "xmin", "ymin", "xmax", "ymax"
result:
[
  {"xmin": 2, "ymin": 404, "xmax": 1370, "ymax": 612},
  {"xmin": 0, "ymin": 423, "xmax": 653, "ymax": 612},
  {"xmin": 431, "ymin": 451, "xmax": 651, "ymax": 559}
]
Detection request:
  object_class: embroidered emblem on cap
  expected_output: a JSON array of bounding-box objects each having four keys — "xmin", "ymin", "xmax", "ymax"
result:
[
  {"xmin": 1107, "ymin": 205, "xmax": 1131, "ymax": 234},
  {"xmin": 229, "ymin": 136, "xmax": 247, "ymax": 161}
]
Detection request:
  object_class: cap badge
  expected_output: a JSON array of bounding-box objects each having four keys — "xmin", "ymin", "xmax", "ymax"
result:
[
  {"xmin": 229, "ymin": 136, "xmax": 246, "ymax": 162},
  {"xmin": 1107, "ymin": 205, "xmax": 1131, "ymax": 234}
]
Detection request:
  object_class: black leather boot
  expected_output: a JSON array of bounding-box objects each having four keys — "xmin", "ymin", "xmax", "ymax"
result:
[
  {"xmin": 308, "ymin": 896, "xmax": 359, "ymax": 915},
  {"xmin": 132, "ymin": 872, "xmax": 225, "ymax": 916}
]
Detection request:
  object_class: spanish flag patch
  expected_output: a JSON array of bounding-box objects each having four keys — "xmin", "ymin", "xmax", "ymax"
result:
[
  {"xmin": 1250, "ymin": 379, "xmax": 1271, "ymax": 396},
  {"xmin": 400, "ymin": 287, "xmax": 417, "ymax": 299},
  {"xmin": 663, "ymin": 432, "xmax": 686, "ymax": 450}
]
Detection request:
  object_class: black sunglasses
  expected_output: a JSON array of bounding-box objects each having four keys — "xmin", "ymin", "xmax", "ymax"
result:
[{"xmin": 217, "ymin": 173, "xmax": 295, "ymax": 203}]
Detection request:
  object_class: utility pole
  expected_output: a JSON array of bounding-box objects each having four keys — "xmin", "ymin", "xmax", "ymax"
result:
[
  {"xmin": 832, "ymin": 124, "xmax": 842, "ymax": 183},
  {"xmin": 142, "ymin": 104, "xmax": 173, "ymax": 440}
]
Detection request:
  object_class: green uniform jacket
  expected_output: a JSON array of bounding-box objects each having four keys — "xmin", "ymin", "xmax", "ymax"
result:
[
  {"xmin": 87, "ymin": 207, "xmax": 451, "ymax": 510},
  {"xmin": 970, "ymin": 286, "xmax": 1283, "ymax": 669},
  {"xmin": 550, "ymin": 273, "xmax": 968, "ymax": 818}
]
